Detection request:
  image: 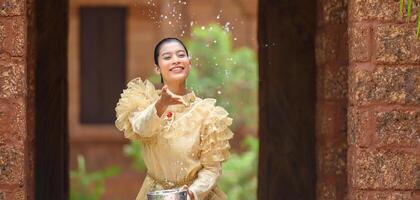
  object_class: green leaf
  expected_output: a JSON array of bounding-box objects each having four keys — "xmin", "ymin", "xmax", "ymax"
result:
[
  {"xmin": 70, "ymin": 155, "xmax": 121, "ymax": 200},
  {"xmin": 417, "ymin": 7, "xmax": 420, "ymax": 38},
  {"xmin": 407, "ymin": 0, "xmax": 413, "ymax": 19},
  {"xmin": 400, "ymin": 0, "xmax": 404, "ymax": 16}
]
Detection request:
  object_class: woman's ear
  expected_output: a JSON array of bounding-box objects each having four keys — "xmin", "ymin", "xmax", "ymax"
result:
[{"xmin": 154, "ymin": 65, "xmax": 160, "ymax": 75}]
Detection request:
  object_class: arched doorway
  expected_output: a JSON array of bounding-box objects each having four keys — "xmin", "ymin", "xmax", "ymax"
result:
[{"xmin": 32, "ymin": 0, "xmax": 319, "ymax": 199}]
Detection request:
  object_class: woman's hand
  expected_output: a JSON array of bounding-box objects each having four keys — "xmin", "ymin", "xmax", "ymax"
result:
[
  {"xmin": 182, "ymin": 185, "xmax": 195, "ymax": 200},
  {"xmin": 155, "ymin": 85, "xmax": 188, "ymax": 117}
]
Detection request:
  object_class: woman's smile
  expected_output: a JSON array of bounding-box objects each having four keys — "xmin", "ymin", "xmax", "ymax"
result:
[{"xmin": 169, "ymin": 65, "xmax": 185, "ymax": 73}]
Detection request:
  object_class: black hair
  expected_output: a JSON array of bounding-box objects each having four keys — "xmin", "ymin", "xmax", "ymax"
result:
[{"xmin": 153, "ymin": 38, "xmax": 189, "ymax": 83}]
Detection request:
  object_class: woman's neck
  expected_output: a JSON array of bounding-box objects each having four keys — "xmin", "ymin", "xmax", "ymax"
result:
[{"xmin": 166, "ymin": 82, "xmax": 188, "ymax": 96}]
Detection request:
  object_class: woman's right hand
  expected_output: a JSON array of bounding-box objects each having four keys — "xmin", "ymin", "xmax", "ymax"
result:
[{"xmin": 155, "ymin": 85, "xmax": 187, "ymax": 117}]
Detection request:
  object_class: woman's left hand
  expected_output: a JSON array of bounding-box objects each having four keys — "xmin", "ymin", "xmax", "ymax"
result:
[{"xmin": 182, "ymin": 185, "xmax": 195, "ymax": 200}]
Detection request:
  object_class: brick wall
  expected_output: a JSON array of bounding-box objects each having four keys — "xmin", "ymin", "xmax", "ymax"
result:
[
  {"xmin": 316, "ymin": 0, "xmax": 349, "ymax": 199},
  {"xmin": 348, "ymin": 0, "xmax": 420, "ymax": 199},
  {"xmin": 0, "ymin": 0, "xmax": 31, "ymax": 199}
]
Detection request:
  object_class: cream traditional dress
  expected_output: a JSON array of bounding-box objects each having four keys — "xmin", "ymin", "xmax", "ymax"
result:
[{"xmin": 115, "ymin": 78, "xmax": 234, "ymax": 200}]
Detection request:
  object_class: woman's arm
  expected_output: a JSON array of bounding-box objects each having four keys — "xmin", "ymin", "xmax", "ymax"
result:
[
  {"xmin": 188, "ymin": 161, "xmax": 222, "ymax": 200},
  {"xmin": 128, "ymin": 85, "xmax": 187, "ymax": 138},
  {"xmin": 128, "ymin": 100, "xmax": 164, "ymax": 137},
  {"xmin": 188, "ymin": 103, "xmax": 234, "ymax": 200}
]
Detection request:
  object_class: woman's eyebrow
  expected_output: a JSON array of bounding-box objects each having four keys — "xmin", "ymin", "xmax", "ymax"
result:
[
  {"xmin": 161, "ymin": 52, "xmax": 172, "ymax": 56},
  {"xmin": 161, "ymin": 49, "xmax": 185, "ymax": 56}
]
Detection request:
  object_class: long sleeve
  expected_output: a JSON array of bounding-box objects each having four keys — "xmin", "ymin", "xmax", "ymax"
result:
[
  {"xmin": 115, "ymin": 78, "xmax": 161, "ymax": 142},
  {"xmin": 189, "ymin": 161, "xmax": 222, "ymax": 200},
  {"xmin": 128, "ymin": 100, "xmax": 163, "ymax": 137},
  {"xmin": 189, "ymin": 104, "xmax": 234, "ymax": 200}
]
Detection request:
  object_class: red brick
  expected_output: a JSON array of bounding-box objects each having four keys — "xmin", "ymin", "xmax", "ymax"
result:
[
  {"xmin": 350, "ymin": 108, "xmax": 420, "ymax": 148},
  {"xmin": 375, "ymin": 24, "xmax": 420, "ymax": 64},
  {"xmin": 350, "ymin": 148, "xmax": 419, "ymax": 190},
  {"xmin": 317, "ymin": 142, "xmax": 347, "ymax": 177},
  {"xmin": 318, "ymin": 0, "xmax": 348, "ymax": 26},
  {"xmin": 316, "ymin": 101, "xmax": 347, "ymax": 141},
  {"xmin": 349, "ymin": 23, "xmax": 371, "ymax": 62},
  {"xmin": 349, "ymin": 66, "xmax": 420, "ymax": 105},
  {"xmin": 0, "ymin": 57, "xmax": 25, "ymax": 98},
  {"xmin": 0, "ymin": 98, "xmax": 25, "ymax": 146},
  {"xmin": 349, "ymin": 190, "xmax": 418, "ymax": 200},
  {"xmin": 0, "ymin": 0, "xmax": 24, "ymax": 16},
  {"xmin": 315, "ymin": 25, "xmax": 348, "ymax": 66},
  {"xmin": 348, "ymin": 106, "xmax": 374, "ymax": 147},
  {"xmin": 349, "ymin": 0, "xmax": 418, "ymax": 22},
  {"xmin": 317, "ymin": 65, "xmax": 348, "ymax": 100},
  {"xmin": 376, "ymin": 109, "xmax": 420, "ymax": 147},
  {"xmin": 317, "ymin": 178, "xmax": 347, "ymax": 200},
  {"xmin": 0, "ymin": 146, "xmax": 24, "ymax": 185},
  {"xmin": 0, "ymin": 188, "xmax": 24, "ymax": 200},
  {"xmin": 0, "ymin": 17, "xmax": 25, "ymax": 56}
]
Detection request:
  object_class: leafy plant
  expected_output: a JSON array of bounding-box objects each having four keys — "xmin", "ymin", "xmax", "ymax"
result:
[
  {"xmin": 185, "ymin": 24, "xmax": 258, "ymax": 130},
  {"xmin": 219, "ymin": 136, "xmax": 259, "ymax": 200},
  {"xmin": 70, "ymin": 155, "xmax": 121, "ymax": 200},
  {"xmin": 399, "ymin": 0, "xmax": 420, "ymax": 37}
]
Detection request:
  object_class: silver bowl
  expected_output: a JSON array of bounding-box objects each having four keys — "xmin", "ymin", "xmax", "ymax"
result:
[{"xmin": 147, "ymin": 188, "xmax": 188, "ymax": 200}]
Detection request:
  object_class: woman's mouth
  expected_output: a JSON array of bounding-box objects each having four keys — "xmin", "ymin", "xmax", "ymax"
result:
[{"xmin": 169, "ymin": 66, "xmax": 185, "ymax": 73}]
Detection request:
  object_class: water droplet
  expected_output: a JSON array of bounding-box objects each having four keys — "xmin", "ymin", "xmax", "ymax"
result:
[
  {"xmin": 201, "ymin": 26, "xmax": 205, "ymax": 30},
  {"xmin": 217, "ymin": 91, "xmax": 222, "ymax": 95}
]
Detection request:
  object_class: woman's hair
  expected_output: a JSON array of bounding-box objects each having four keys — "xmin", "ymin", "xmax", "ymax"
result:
[{"xmin": 153, "ymin": 38, "xmax": 189, "ymax": 83}]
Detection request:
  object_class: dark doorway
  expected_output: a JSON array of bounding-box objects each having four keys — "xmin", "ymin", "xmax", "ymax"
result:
[
  {"xmin": 258, "ymin": 0, "xmax": 317, "ymax": 199},
  {"xmin": 33, "ymin": 0, "xmax": 69, "ymax": 199},
  {"xmin": 80, "ymin": 7, "xmax": 126, "ymax": 124}
]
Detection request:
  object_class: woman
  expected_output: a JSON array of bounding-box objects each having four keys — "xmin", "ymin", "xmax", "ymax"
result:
[{"xmin": 115, "ymin": 38, "xmax": 234, "ymax": 200}]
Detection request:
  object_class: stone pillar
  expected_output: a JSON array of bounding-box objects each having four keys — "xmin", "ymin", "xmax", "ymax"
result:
[
  {"xmin": 348, "ymin": 0, "xmax": 420, "ymax": 199},
  {"xmin": 0, "ymin": 0, "xmax": 32, "ymax": 199},
  {"xmin": 315, "ymin": 0, "xmax": 349, "ymax": 199}
]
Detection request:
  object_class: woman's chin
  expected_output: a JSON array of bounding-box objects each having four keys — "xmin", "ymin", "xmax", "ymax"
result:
[{"xmin": 167, "ymin": 73, "xmax": 188, "ymax": 82}]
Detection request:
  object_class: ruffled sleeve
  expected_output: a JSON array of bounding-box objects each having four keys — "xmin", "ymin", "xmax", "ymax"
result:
[
  {"xmin": 189, "ymin": 99, "xmax": 234, "ymax": 200},
  {"xmin": 115, "ymin": 77, "xmax": 162, "ymax": 143}
]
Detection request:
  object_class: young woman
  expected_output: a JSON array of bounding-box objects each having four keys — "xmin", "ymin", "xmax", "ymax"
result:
[{"xmin": 115, "ymin": 38, "xmax": 234, "ymax": 200}]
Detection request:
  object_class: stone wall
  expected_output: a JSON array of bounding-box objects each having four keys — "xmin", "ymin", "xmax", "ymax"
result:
[
  {"xmin": 0, "ymin": 0, "xmax": 31, "ymax": 199},
  {"xmin": 348, "ymin": 0, "xmax": 420, "ymax": 199}
]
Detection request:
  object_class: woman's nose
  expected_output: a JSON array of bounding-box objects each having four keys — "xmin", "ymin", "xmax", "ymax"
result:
[{"xmin": 172, "ymin": 56, "xmax": 180, "ymax": 63}]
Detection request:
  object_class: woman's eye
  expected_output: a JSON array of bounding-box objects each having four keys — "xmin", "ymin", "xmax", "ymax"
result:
[
  {"xmin": 178, "ymin": 54, "xmax": 186, "ymax": 58},
  {"xmin": 163, "ymin": 57, "xmax": 171, "ymax": 60}
]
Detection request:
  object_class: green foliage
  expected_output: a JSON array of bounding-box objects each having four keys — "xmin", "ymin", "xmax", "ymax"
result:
[
  {"xmin": 123, "ymin": 140, "xmax": 147, "ymax": 172},
  {"xmin": 399, "ymin": 0, "xmax": 420, "ymax": 38},
  {"xmin": 218, "ymin": 136, "xmax": 259, "ymax": 200},
  {"xmin": 70, "ymin": 155, "xmax": 121, "ymax": 200},
  {"xmin": 186, "ymin": 24, "xmax": 258, "ymax": 129}
]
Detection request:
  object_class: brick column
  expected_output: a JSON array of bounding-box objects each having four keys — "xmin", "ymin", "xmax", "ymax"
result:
[
  {"xmin": 0, "ymin": 0, "xmax": 33, "ymax": 199},
  {"xmin": 348, "ymin": 0, "xmax": 420, "ymax": 199},
  {"xmin": 316, "ymin": 0, "xmax": 349, "ymax": 199}
]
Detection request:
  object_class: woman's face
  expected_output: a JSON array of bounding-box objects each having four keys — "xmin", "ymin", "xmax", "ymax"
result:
[{"xmin": 156, "ymin": 41, "xmax": 191, "ymax": 84}]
